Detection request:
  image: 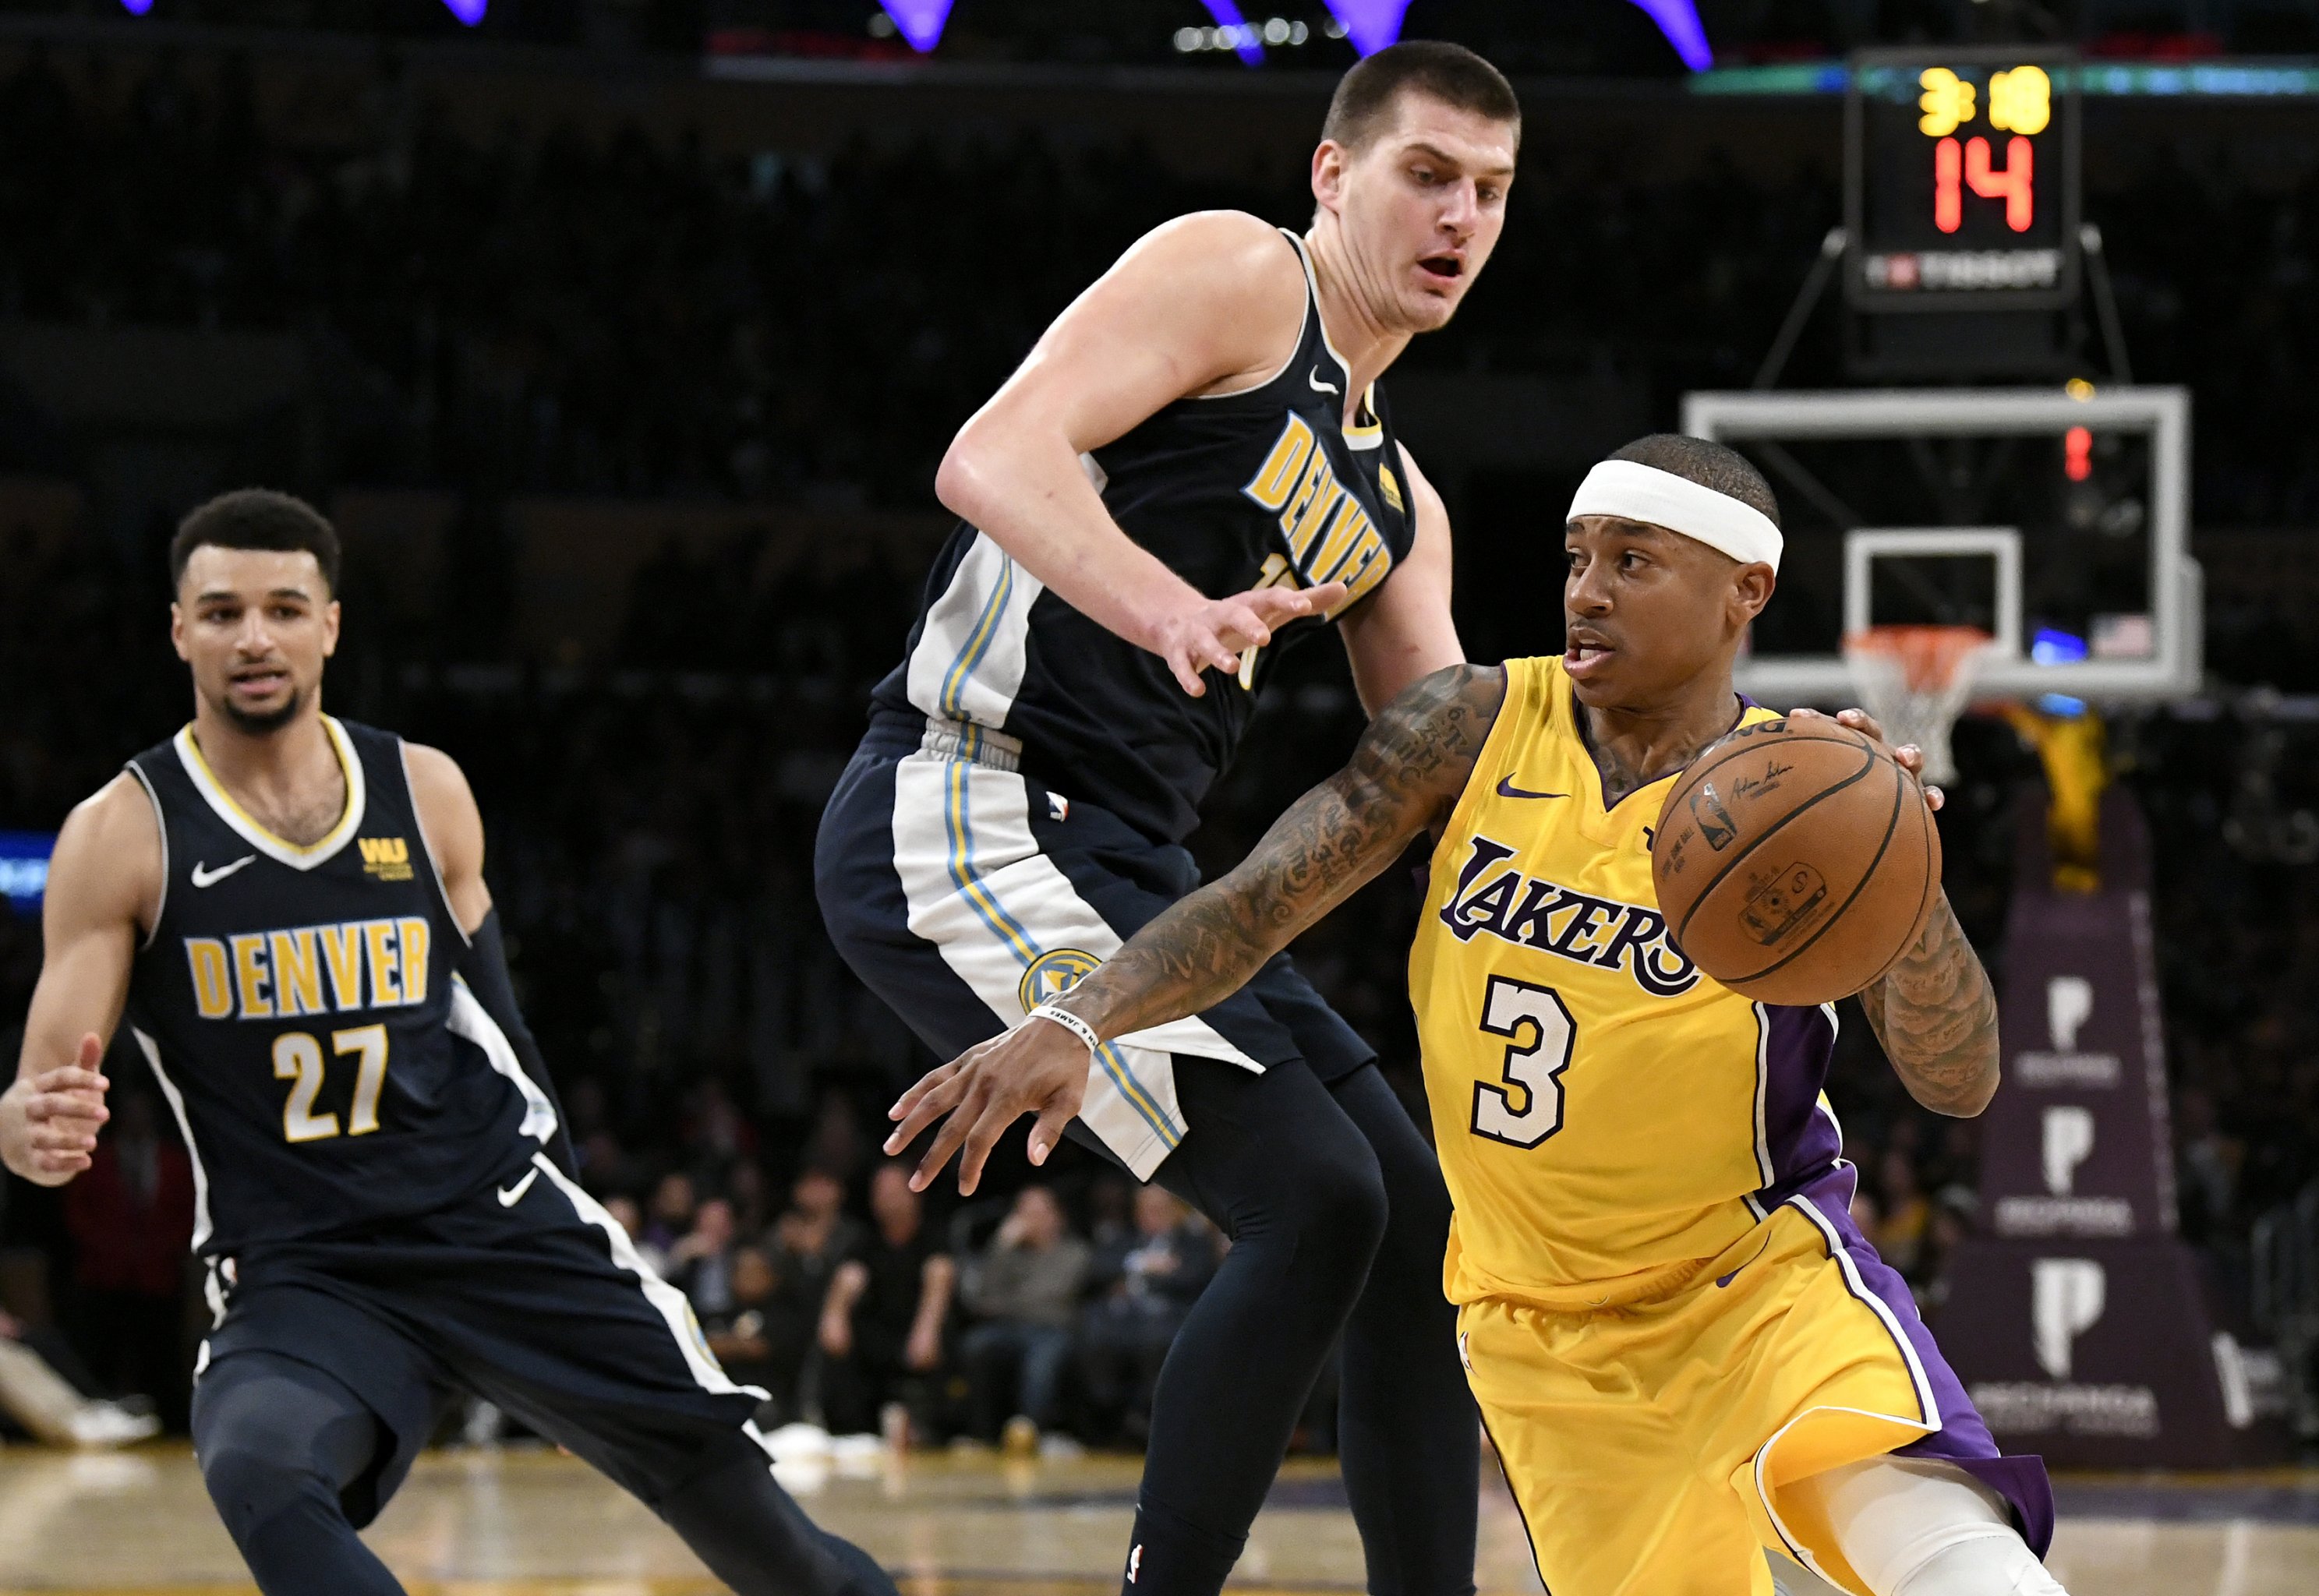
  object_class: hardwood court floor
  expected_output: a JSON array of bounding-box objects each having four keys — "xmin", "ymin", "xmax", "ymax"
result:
[{"xmin": 1, "ymin": 1444, "xmax": 2314, "ymax": 1594}]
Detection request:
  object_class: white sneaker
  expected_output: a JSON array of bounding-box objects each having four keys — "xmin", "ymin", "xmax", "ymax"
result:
[{"xmin": 67, "ymin": 1402, "xmax": 160, "ymax": 1449}]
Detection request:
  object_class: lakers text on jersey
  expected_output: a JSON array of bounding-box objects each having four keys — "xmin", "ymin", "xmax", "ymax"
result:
[{"xmin": 1410, "ymin": 655, "xmax": 1826, "ymax": 1300}]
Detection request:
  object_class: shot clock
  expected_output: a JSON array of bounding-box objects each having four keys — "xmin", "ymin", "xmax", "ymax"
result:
[{"xmin": 1846, "ymin": 48, "xmax": 2080, "ymax": 313}]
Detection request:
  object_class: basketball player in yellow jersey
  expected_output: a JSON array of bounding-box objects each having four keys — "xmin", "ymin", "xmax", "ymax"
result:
[{"xmin": 890, "ymin": 433, "xmax": 2067, "ymax": 1596}]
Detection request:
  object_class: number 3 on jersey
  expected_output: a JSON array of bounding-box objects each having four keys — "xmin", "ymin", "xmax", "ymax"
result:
[{"xmin": 1469, "ymin": 976, "xmax": 1575, "ymax": 1149}]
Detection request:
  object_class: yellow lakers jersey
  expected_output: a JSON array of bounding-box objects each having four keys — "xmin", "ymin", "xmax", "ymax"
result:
[{"xmin": 1410, "ymin": 657, "xmax": 1844, "ymax": 1305}]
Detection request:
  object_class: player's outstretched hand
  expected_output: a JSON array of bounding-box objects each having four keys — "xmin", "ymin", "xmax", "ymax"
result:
[
  {"xmin": 1151, "ymin": 581, "xmax": 1349, "ymax": 697},
  {"xmin": 12, "ymin": 1033, "xmax": 111, "ymax": 1185},
  {"xmin": 885, "ymin": 1016, "xmax": 1091, "ymax": 1195},
  {"xmin": 1788, "ymin": 706, "xmax": 1944, "ymax": 814}
]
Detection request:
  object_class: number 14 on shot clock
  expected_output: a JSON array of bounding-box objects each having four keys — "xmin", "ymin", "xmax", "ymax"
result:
[{"xmin": 1845, "ymin": 48, "xmax": 2081, "ymax": 312}]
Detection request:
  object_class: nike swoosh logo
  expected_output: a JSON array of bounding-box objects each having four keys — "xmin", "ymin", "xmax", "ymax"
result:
[
  {"xmin": 497, "ymin": 1168, "xmax": 539, "ymax": 1207},
  {"xmin": 1308, "ymin": 366, "xmax": 1340, "ymax": 395},
  {"xmin": 190, "ymin": 856, "xmax": 257, "ymax": 888},
  {"xmin": 1716, "ymin": 1238, "xmax": 1772, "ymax": 1288},
  {"xmin": 1495, "ymin": 777, "xmax": 1568, "ymax": 800}
]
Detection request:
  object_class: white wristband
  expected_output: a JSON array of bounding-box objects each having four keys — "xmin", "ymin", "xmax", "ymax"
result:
[{"xmin": 1027, "ymin": 1004, "xmax": 1102, "ymax": 1053}]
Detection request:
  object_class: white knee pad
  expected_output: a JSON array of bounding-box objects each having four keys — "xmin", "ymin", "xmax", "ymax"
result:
[
  {"xmin": 1895, "ymin": 1532, "xmax": 2069, "ymax": 1596},
  {"xmin": 1790, "ymin": 1456, "xmax": 2070, "ymax": 1596}
]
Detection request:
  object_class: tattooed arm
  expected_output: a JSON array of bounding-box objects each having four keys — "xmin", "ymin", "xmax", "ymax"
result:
[
  {"xmin": 884, "ymin": 663, "xmax": 1509, "ymax": 1192},
  {"xmin": 1860, "ymin": 894, "xmax": 2001, "ymax": 1115},
  {"xmin": 1787, "ymin": 708, "xmax": 2002, "ymax": 1117}
]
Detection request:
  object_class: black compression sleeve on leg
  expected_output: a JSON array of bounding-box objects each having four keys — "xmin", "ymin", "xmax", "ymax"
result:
[
  {"xmin": 1130, "ymin": 1058, "xmax": 1388, "ymax": 1596},
  {"xmin": 193, "ymin": 1354, "xmax": 405, "ymax": 1596},
  {"xmin": 656, "ymin": 1435, "xmax": 900, "ymax": 1596},
  {"xmin": 457, "ymin": 909, "xmax": 579, "ymax": 1178},
  {"xmin": 1329, "ymin": 1064, "xmax": 1480, "ymax": 1596}
]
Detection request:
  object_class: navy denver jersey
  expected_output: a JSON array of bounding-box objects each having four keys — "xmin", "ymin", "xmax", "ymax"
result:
[
  {"xmin": 121, "ymin": 717, "xmax": 557, "ymax": 1259},
  {"xmin": 868, "ymin": 228, "xmax": 1418, "ymax": 844}
]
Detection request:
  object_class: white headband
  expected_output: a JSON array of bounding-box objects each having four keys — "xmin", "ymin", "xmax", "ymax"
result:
[{"xmin": 1567, "ymin": 459, "xmax": 1783, "ymax": 574}]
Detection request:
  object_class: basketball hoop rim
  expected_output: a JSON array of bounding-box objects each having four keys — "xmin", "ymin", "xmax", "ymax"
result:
[
  {"xmin": 1843, "ymin": 623, "xmax": 1996, "ymax": 697},
  {"xmin": 1840, "ymin": 627, "xmax": 1997, "ymax": 784}
]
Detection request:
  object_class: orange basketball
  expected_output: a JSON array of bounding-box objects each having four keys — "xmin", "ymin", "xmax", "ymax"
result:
[{"xmin": 1650, "ymin": 717, "xmax": 1940, "ymax": 1007}]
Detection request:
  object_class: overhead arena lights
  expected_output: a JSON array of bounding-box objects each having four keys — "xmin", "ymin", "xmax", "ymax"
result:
[
  {"xmin": 1323, "ymin": 1, "xmax": 1412, "ymax": 56},
  {"xmin": 876, "ymin": 0, "xmax": 954, "ymax": 51},
  {"xmin": 1179, "ymin": 5, "xmax": 1321, "ymax": 63},
  {"xmin": 104, "ymin": 0, "xmax": 1709, "ymax": 68},
  {"xmin": 1179, "ymin": 2, "xmax": 1412, "ymax": 62},
  {"xmin": 116, "ymin": 0, "xmax": 486, "ymax": 19},
  {"xmin": 1629, "ymin": 0, "xmax": 1713, "ymax": 71}
]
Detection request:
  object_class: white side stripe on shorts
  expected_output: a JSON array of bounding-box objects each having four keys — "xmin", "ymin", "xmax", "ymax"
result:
[
  {"xmin": 890, "ymin": 751, "xmax": 1260, "ymax": 1179},
  {"xmin": 531, "ymin": 1153, "xmax": 768, "ymax": 1404}
]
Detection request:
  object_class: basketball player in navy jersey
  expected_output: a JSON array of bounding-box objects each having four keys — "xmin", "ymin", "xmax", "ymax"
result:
[
  {"xmin": 816, "ymin": 43, "xmax": 1518, "ymax": 1596},
  {"xmin": 1, "ymin": 491, "xmax": 896, "ymax": 1596}
]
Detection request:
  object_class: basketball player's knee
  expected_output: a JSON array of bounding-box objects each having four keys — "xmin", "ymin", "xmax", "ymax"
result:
[
  {"xmin": 1798, "ymin": 1456, "xmax": 2067, "ymax": 1596},
  {"xmin": 1892, "ymin": 1534, "xmax": 2069, "ymax": 1596},
  {"xmin": 1284, "ymin": 1139, "xmax": 1388, "ymax": 1273},
  {"xmin": 195, "ymin": 1364, "xmax": 376, "ymax": 1548},
  {"xmin": 200, "ymin": 1438, "xmax": 343, "ymax": 1544}
]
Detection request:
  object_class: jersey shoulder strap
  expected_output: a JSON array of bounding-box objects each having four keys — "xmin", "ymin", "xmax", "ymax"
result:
[{"xmin": 1433, "ymin": 658, "xmax": 1550, "ymax": 846}]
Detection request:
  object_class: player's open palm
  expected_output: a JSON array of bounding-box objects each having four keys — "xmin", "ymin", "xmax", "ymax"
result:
[
  {"xmin": 886, "ymin": 1019, "xmax": 1091, "ymax": 1195},
  {"xmin": 18, "ymin": 1033, "xmax": 111, "ymax": 1185},
  {"xmin": 1153, "ymin": 581, "xmax": 1348, "ymax": 697}
]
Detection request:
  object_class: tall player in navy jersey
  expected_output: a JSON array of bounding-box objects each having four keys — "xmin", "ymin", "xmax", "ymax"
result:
[
  {"xmin": 0, "ymin": 491, "xmax": 897, "ymax": 1596},
  {"xmin": 816, "ymin": 43, "xmax": 1518, "ymax": 1596}
]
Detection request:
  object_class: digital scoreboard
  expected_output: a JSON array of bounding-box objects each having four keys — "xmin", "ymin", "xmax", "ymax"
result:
[{"xmin": 1846, "ymin": 48, "xmax": 2080, "ymax": 313}]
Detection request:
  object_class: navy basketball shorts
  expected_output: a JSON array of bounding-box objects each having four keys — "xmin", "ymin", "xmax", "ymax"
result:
[
  {"xmin": 814, "ymin": 718, "xmax": 1373, "ymax": 1180},
  {"xmin": 192, "ymin": 1151, "xmax": 770, "ymax": 1524}
]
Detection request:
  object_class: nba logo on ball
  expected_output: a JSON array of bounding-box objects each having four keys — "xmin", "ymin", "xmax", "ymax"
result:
[
  {"xmin": 1020, "ymin": 948, "xmax": 1102, "ymax": 1013},
  {"xmin": 1653, "ymin": 719, "xmax": 1939, "ymax": 1006},
  {"xmin": 1690, "ymin": 782, "xmax": 1738, "ymax": 849}
]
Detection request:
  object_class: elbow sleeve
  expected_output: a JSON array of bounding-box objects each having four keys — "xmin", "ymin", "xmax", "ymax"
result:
[{"xmin": 458, "ymin": 909, "xmax": 580, "ymax": 1180}]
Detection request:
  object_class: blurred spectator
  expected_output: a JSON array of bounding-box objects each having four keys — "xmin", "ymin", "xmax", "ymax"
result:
[
  {"xmin": 638, "ymin": 1171, "xmax": 697, "ymax": 1276},
  {"xmin": 0, "ymin": 1307, "xmax": 158, "ymax": 1449},
  {"xmin": 726, "ymin": 1160, "xmax": 773, "ymax": 1239},
  {"xmin": 802, "ymin": 1089, "xmax": 872, "ymax": 1189},
  {"xmin": 1917, "ymin": 1188, "xmax": 1978, "ymax": 1322},
  {"xmin": 2176, "ymin": 1087, "xmax": 2244, "ymax": 1243},
  {"xmin": 61, "ymin": 1090, "xmax": 193, "ymax": 1428},
  {"xmin": 581, "ymin": 1130, "xmax": 639, "ymax": 1197},
  {"xmin": 683, "ymin": 1079, "xmax": 758, "ymax": 1170},
  {"xmin": 958, "ymin": 1185, "xmax": 1089, "ymax": 1452},
  {"xmin": 601, "ymin": 1193, "xmax": 646, "ymax": 1248},
  {"xmin": 817, "ymin": 1163, "xmax": 953, "ymax": 1439},
  {"xmin": 1875, "ymin": 1147, "xmax": 1932, "ymax": 1281},
  {"xmin": 1078, "ymin": 1187, "xmax": 1216, "ymax": 1446},
  {"xmin": 1848, "ymin": 1185, "xmax": 1882, "ymax": 1238},
  {"xmin": 703, "ymin": 1245, "xmax": 812, "ymax": 1425},
  {"xmin": 670, "ymin": 1197, "xmax": 740, "ymax": 1320},
  {"xmin": 772, "ymin": 1167, "xmax": 862, "ymax": 1327}
]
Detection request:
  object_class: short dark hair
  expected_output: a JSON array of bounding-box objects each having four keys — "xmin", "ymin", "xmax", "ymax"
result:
[
  {"xmin": 1609, "ymin": 435, "xmax": 1782, "ymax": 529},
  {"xmin": 170, "ymin": 489, "xmax": 341, "ymax": 595},
  {"xmin": 1320, "ymin": 41, "xmax": 1521, "ymax": 154}
]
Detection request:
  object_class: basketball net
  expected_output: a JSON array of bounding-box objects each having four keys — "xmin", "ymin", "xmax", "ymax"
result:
[{"xmin": 1840, "ymin": 624, "xmax": 1994, "ymax": 789}]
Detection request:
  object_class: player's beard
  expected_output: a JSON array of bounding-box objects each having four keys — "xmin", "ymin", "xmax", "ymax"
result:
[{"xmin": 217, "ymin": 682, "xmax": 306, "ymax": 736}]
